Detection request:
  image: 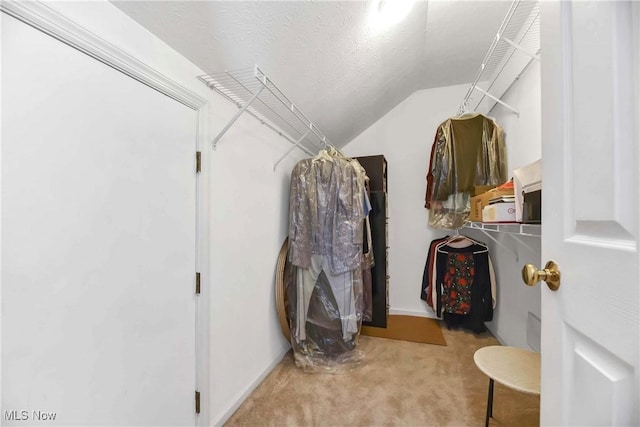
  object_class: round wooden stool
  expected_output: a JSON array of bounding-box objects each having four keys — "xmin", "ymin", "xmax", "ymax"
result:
[{"xmin": 474, "ymin": 346, "xmax": 540, "ymax": 427}]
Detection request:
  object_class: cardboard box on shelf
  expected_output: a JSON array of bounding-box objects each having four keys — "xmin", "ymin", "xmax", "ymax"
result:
[
  {"xmin": 470, "ymin": 185, "xmax": 497, "ymax": 197},
  {"xmin": 469, "ymin": 198, "xmax": 484, "ymax": 222},
  {"xmin": 482, "ymin": 202, "xmax": 517, "ymax": 223},
  {"xmin": 469, "ymin": 186, "xmax": 515, "ymax": 222}
]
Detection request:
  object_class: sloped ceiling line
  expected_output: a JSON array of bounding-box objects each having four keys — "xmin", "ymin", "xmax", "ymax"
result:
[{"xmin": 112, "ymin": 1, "xmax": 511, "ymax": 147}]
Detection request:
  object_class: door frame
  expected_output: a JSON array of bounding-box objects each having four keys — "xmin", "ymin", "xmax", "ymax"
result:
[{"xmin": 0, "ymin": 1, "xmax": 211, "ymax": 424}]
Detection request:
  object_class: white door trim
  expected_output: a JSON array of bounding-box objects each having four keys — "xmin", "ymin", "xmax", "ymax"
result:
[
  {"xmin": 1, "ymin": 1, "xmax": 211, "ymax": 423},
  {"xmin": 1, "ymin": 0, "xmax": 207, "ymax": 110}
]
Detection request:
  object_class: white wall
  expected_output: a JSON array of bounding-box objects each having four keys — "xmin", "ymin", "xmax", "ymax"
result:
[
  {"xmin": 343, "ymin": 63, "xmax": 543, "ymax": 351},
  {"xmin": 343, "ymin": 83, "xmax": 469, "ymax": 317},
  {"xmin": 3, "ymin": 12, "xmax": 200, "ymax": 425},
  {"xmin": 464, "ymin": 226, "xmax": 541, "ymax": 350},
  {"xmin": 471, "ymin": 61, "xmax": 543, "ymax": 350},
  {"xmin": 3, "ymin": 2, "xmax": 302, "ymax": 425},
  {"xmin": 209, "ymin": 100, "xmax": 305, "ymax": 426},
  {"xmin": 491, "ymin": 62, "xmax": 542, "ymax": 173}
]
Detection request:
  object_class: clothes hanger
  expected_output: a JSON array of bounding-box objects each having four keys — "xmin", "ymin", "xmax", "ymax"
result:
[
  {"xmin": 453, "ymin": 100, "xmax": 485, "ymax": 120},
  {"xmin": 455, "ymin": 112, "xmax": 482, "ymax": 119},
  {"xmin": 445, "ymin": 228, "xmax": 471, "ymax": 244},
  {"xmin": 312, "ymin": 138, "xmax": 332, "ymax": 162},
  {"xmin": 437, "ymin": 239, "xmax": 488, "ymax": 254},
  {"xmin": 313, "ymin": 148, "xmax": 333, "ymax": 162},
  {"xmin": 314, "ymin": 139, "xmax": 349, "ymax": 162},
  {"xmin": 328, "ymin": 145, "xmax": 348, "ymax": 160},
  {"xmin": 437, "ymin": 229, "xmax": 488, "ymax": 254},
  {"xmin": 454, "ymin": 227, "xmax": 489, "ymax": 248}
]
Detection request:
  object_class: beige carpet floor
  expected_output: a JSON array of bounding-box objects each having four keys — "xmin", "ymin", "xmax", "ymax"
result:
[{"xmin": 225, "ymin": 327, "xmax": 539, "ymax": 426}]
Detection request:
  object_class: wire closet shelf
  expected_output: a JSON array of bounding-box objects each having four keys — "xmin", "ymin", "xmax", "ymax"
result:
[
  {"xmin": 198, "ymin": 65, "xmax": 333, "ymax": 167},
  {"xmin": 458, "ymin": 0, "xmax": 540, "ymax": 116}
]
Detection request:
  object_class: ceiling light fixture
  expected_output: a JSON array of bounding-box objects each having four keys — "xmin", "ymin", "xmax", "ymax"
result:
[{"xmin": 368, "ymin": 0, "xmax": 416, "ymax": 31}]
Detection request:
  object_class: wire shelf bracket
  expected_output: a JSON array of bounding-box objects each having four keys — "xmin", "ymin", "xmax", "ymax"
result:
[
  {"xmin": 474, "ymin": 228, "xmax": 512, "ymax": 254},
  {"xmin": 502, "ymin": 37, "xmax": 540, "ymax": 62},
  {"xmin": 199, "ymin": 65, "xmax": 334, "ymax": 169},
  {"xmin": 273, "ymin": 129, "xmax": 311, "ymax": 171},
  {"xmin": 212, "ymin": 85, "xmax": 265, "ymax": 149},
  {"xmin": 458, "ymin": 0, "xmax": 540, "ymax": 116},
  {"xmin": 463, "ymin": 221, "xmax": 541, "ymax": 260},
  {"xmin": 474, "ymin": 86, "xmax": 519, "ymax": 116}
]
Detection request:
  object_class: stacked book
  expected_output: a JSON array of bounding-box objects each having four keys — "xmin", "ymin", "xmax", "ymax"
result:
[
  {"xmin": 489, "ymin": 195, "xmax": 515, "ymax": 205},
  {"xmin": 482, "ymin": 195, "xmax": 517, "ymax": 223}
]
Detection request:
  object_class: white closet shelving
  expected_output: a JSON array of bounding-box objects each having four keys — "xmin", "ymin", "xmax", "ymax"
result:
[
  {"xmin": 199, "ymin": 65, "xmax": 331, "ymax": 168},
  {"xmin": 463, "ymin": 221, "xmax": 540, "ymax": 257},
  {"xmin": 464, "ymin": 221, "xmax": 540, "ymax": 237},
  {"xmin": 456, "ymin": 0, "xmax": 542, "ymax": 256},
  {"xmin": 458, "ymin": 0, "xmax": 540, "ymax": 116}
]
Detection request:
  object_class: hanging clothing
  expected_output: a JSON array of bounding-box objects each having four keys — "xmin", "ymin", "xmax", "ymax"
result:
[
  {"xmin": 361, "ymin": 179, "xmax": 374, "ymax": 322},
  {"xmin": 435, "ymin": 243, "xmax": 493, "ymax": 333},
  {"xmin": 296, "ymin": 255, "xmax": 358, "ymax": 342},
  {"xmin": 422, "ymin": 237, "xmax": 496, "ymax": 311},
  {"xmin": 425, "ymin": 114, "xmax": 507, "ymax": 229},
  {"xmin": 421, "ymin": 235, "xmax": 449, "ymax": 307},
  {"xmin": 422, "ymin": 236, "xmax": 497, "ymax": 334},
  {"xmin": 287, "ymin": 150, "xmax": 369, "ymax": 372},
  {"xmin": 288, "ymin": 157, "xmax": 365, "ymax": 274}
]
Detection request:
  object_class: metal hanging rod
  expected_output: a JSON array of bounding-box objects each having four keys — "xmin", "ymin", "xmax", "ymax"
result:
[
  {"xmin": 198, "ymin": 65, "xmax": 335, "ymax": 168},
  {"xmin": 458, "ymin": 0, "xmax": 540, "ymax": 116},
  {"xmin": 273, "ymin": 130, "xmax": 311, "ymax": 171},
  {"xmin": 502, "ymin": 37, "xmax": 540, "ymax": 61},
  {"xmin": 474, "ymin": 87, "xmax": 519, "ymax": 116}
]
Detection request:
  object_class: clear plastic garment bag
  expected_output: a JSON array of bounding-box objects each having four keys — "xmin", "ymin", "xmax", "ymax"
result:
[
  {"xmin": 286, "ymin": 148, "xmax": 370, "ymax": 372},
  {"xmin": 425, "ymin": 113, "xmax": 507, "ymax": 229}
]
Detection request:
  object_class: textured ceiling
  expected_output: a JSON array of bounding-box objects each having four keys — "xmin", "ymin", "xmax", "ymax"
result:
[{"xmin": 112, "ymin": 1, "xmax": 511, "ymax": 147}]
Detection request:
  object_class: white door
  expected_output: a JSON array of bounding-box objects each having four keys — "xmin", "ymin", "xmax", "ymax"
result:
[
  {"xmin": 540, "ymin": 1, "xmax": 639, "ymax": 425},
  {"xmin": 2, "ymin": 12, "xmax": 197, "ymax": 426}
]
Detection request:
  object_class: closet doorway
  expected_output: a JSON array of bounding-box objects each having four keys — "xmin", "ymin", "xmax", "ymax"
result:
[{"xmin": 2, "ymin": 11, "xmax": 202, "ymax": 426}]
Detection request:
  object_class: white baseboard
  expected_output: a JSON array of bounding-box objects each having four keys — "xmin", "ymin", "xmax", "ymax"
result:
[
  {"xmin": 388, "ymin": 307, "xmax": 438, "ymax": 319},
  {"xmin": 485, "ymin": 324, "xmax": 507, "ymax": 346},
  {"xmin": 213, "ymin": 309, "xmax": 441, "ymax": 425},
  {"xmin": 213, "ymin": 345, "xmax": 290, "ymax": 427}
]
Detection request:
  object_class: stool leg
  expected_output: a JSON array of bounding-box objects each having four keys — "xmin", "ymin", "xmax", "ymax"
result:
[{"xmin": 485, "ymin": 378, "xmax": 494, "ymax": 427}]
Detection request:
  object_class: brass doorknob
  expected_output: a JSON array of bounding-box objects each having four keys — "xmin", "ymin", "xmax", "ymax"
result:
[{"xmin": 522, "ymin": 261, "xmax": 561, "ymax": 291}]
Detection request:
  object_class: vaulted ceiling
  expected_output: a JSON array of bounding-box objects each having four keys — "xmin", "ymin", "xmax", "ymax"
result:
[{"xmin": 112, "ymin": 1, "xmax": 511, "ymax": 146}]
